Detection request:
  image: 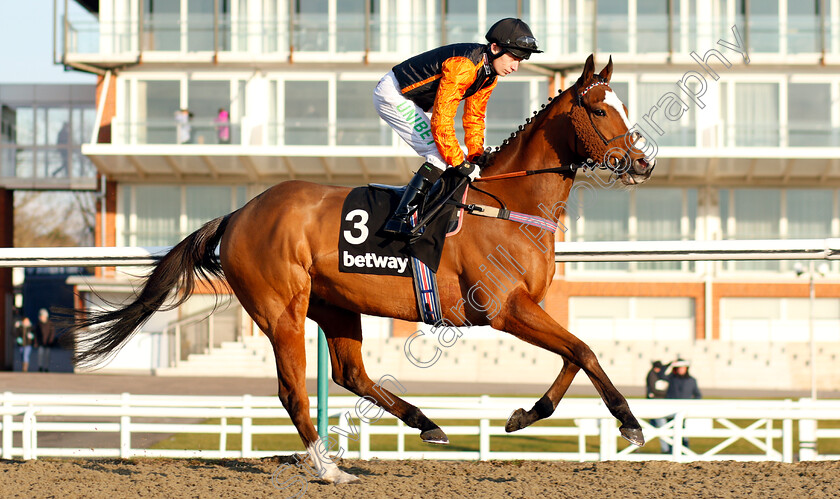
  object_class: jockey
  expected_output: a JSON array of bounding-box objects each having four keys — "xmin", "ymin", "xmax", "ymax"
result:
[{"xmin": 373, "ymin": 18, "xmax": 542, "ymax": 238}]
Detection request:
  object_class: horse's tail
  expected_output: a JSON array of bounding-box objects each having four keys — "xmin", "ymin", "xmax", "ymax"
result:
[{"xmin": 65, "ymin": 213, "xmax": 233, "ymax": 368}]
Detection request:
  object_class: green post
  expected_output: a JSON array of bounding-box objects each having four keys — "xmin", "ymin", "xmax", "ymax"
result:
[{"xmin": 317, "ymin": 326, "xmax": 329, "ymax": 439}]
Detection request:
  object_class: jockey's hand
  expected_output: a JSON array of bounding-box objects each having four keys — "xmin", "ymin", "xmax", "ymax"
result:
[{"xmin": 454, "ymin": 160, "xmax": 480, "ymax": 182}]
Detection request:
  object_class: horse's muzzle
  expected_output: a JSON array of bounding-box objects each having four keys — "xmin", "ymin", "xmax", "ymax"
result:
[{"xmin": 620, "ymin": 157, "xmax": 655, "ymax": 185}]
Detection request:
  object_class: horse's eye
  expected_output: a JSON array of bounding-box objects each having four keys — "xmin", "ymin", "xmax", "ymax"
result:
[{"xmin": 593, "ymin": 109, "xmax": 606, "ymax": 117}]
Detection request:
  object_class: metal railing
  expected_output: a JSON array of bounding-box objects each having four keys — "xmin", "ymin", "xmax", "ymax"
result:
[
  {"xmin": 163, "ymin": 304, "xmax": 242, "ymax": 367},
  {"xmin": 1, "ymin": 393, "xmax": 838, "ymax": 462}
]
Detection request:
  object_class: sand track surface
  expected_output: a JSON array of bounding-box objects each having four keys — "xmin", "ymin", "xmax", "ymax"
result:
[{"xmin": 2, "ymin": 457, "xmax": 839, "ymax": 498}]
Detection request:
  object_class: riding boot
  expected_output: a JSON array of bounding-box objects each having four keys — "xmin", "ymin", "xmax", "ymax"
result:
[{"xmin": 383, "ymin": 163, "xmax": 442, "ymax": 238}]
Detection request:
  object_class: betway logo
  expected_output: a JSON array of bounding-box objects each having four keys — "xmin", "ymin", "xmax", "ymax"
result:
[{"xmin": 343, "ymin": 251, "xmax": 408, "ymax": 274}]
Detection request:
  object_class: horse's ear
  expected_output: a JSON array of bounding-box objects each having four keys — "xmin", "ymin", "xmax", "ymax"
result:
[
  {"xmin": 598, "ymin": 56, "xmax": 613, "ymax": 82},
  {"xmin": 579, "ymin": 54, "xmax": 595, "ymax": 84}
]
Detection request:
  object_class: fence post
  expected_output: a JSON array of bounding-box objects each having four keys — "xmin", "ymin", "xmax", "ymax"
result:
[
  {"xmin": 241, "ymin": 394, "xmax": 252, "ymax": 458},
  {"xmin": 781, "ymin": 399, "xmax": 794, "ymax": 463},
  {"xmin": 673, "ymin": 412, "xmax": 685, "ymax": 462},
  {"xmin": 798, "ymin": 397, "xmax": 817, "ymax": 462},
  {"xmin": 359, "ymin": 417, "xmax": 370, "ymax": 460},
  {"xmin": 120, "ymin": 392, "xmax": 131, "ymax": 458},
  {"xmin": 479, "ymin": 418, "xmax": 490, "ymax": 461},
  {"xmin": 599, "ymin": 418, "xmax": 614, "ymax": 460},
  {"xmin": 220, "ymin": 415, "xmax": 227, "ymax": 454},
  {"xmin": 2, "ymin": 392, "xmax": 11, "ymax": 460},
  {"xmin": 22, "ymin": 406, "xmax": 35, "ymax": 460}
]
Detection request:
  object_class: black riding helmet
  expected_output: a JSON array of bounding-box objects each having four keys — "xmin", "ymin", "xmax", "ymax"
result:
[{"xmin": 485, "ymin": 18, "xmax": 543, "ymax": 60}]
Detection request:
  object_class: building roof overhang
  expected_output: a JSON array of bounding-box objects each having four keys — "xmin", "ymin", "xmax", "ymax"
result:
[{"xmin": 82, "ymin": 144, "xmax": 840, "ymax": 187}]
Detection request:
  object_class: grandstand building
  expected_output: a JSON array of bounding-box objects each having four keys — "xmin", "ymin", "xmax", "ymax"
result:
[{"xmin": 59, "ymin": 1, "xmax": 840, "ymax": 390}]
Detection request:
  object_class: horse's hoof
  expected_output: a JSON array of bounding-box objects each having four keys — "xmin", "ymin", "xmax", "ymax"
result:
[
  {"xmin": 321, "ymin": 467, "xmax": 359, "ymax": 484},
  {"xmin": 332, "ymin": 471, "xmax": 359, "ymax": 484},
  {"xmin": 420, "ymin": 427, "xmax": 449, "ymax": 444},
  {"xmin": 620, "ymin": 425, "xmax": 645, "ymax": 446},
  {"xmin": 505, "ymin": 408, "xmax": 530, "ymax": 433}
]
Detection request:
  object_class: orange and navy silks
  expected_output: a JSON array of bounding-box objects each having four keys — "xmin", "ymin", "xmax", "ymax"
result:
[{"xmin": 392, "ymin": 43, "xmax": 498, "ymax": 167}]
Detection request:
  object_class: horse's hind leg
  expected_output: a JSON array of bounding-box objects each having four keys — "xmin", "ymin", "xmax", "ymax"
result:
[
  {"xmin": 255, "ymin": 292, "xmax": 358, "ymax": 484},
  {"xmin": 308, "ymin": 302, "xmax": 449, "ymax": 444},
  {"xmin": 505, "ymin": 358, "xmax": 580, "ymax": 433},
  {"xmin": 501, "ymin": 289, "xmax": 644, "ymax": 446}
]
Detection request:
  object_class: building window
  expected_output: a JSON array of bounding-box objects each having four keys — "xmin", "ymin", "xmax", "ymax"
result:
[
  {"xmin": 143, "ymin": 0, "xmax": 182, "ymax": 51},
  {"xmin": 721, "ymin": 188, "xmax": 836, "ymax": 273},
  {"xmin": 134, "ymin": 185, "xmax": 182, "ymax": 247},
  {"xmin": 570, "ymin": 187, "xmax": 696, "ymax": 273},
  {"xmin": 721, "ymin": 297, "xmax": 840, "ymax": 342},
  {"xmin": 284, "ymin": 81, "xmax": 329, "ymax": 145},
  {"xmin": 787, "ymin": 1, "xmax": 821, "ymax": 53},
  {"xmin": 122, "ymin": 184, "xmax": 250, "ymax": 247},
  {"xmin": 597, "ymin": 0, "xmax": 629, "ymax": 53},
  {"xmin": 295, "ymin": 0, "xmax": 329, "ymax": 51},
  {"xmin": 637, "ymin": 82, "xmax": 696, "ymax": 146},
  {"xmin": 569, "ymin": 296, "xmax": 695, "ymax": 342},
  {"xmin": 337, "ymin": 80, "xmax": 390, "ymax": 146},
  {"xmin": 137, "ymin": 81, "xmax": 180, "ymax": 144},
  {"xmin": 788, "ymin": 83, "xmax": 834, "ymax": 147},
  {"xmin": 733, "ymin": 82, "xmax": 779, "ymax": 146}
]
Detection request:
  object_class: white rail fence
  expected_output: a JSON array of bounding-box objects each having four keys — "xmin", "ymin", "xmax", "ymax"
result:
[
  {"xmin": 0, "ymin": 238, "xmax": 838, "ymax": 267},
  {"xmin": 2, "ymin": 393, "xmax": 839, "ymax": 463}
]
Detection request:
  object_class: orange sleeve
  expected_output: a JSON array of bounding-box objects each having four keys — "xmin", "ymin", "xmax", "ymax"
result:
[
  {"xmin": 463, "ymin": 78, "xmax": 497, "ymax": 160},
  {"xmin": 430, "ymin": 57, "xmax": 477, "ymax": 166}
]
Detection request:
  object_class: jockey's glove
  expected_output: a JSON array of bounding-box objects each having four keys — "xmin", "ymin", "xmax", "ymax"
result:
[{"xmin": 454, "ymin": 160, "xmax": 480, "ymax": 182}]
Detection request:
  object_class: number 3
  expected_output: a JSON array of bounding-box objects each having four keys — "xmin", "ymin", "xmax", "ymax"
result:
[{"xmin": 343, "ymin": 209, "xmax": 369, "ymax": 244}]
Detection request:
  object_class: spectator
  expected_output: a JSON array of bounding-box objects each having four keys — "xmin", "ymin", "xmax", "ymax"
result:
[
  {"xmin": 14, "ymin": 316, "xmax": 34, "ymax": 372},
  {"xmin": 34, "ymin": 308, "xmax": 56, "ymax": 372},
  {"xmin": 175, "ymin": 108, "xmax": 193, "ymax": 144},
  {"xmin": 646, "ymin": 360, "xmax": 671, "ymax": 453},
  {"xmin": 662, "ymin": 358, "xmax": 702, "ymax": 453},
  {"xmin": 646, "ymin": 360, "xmax": 669, "ymax": 399},
  {"xmin": 215, "ymin": 108, "xmax": 230, "ymax": 144}
]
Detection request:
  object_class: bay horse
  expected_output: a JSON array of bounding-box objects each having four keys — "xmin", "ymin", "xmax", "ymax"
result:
[{"xmin": 68, "ymin": 55, "xmax": 655, "ymax": 483}]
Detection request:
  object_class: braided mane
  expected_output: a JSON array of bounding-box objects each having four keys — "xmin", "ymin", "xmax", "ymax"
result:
[{"xmin": 478, "ymin": 86, "xmax": 566, "ymax": 168}]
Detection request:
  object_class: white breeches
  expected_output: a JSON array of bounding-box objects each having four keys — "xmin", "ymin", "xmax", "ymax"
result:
[{"xmin": 372, "ymin": 71, "xmax": 447, "ymax": 171}]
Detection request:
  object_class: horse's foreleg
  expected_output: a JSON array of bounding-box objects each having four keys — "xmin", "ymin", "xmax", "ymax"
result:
[
  {"xmin": 258, "ymin": 292, "xmax": 358, "ymax": 484},
  {"xmin": 309, "ymin": 303, "xmax": 449, "ymax": 444},
  {"xmin": 501, "ymin": 289, "xmax": 644, "ymax": 446},
  {"xmin": 505, "ymin": 358, "xmax": 579, "ymax": 433}
]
